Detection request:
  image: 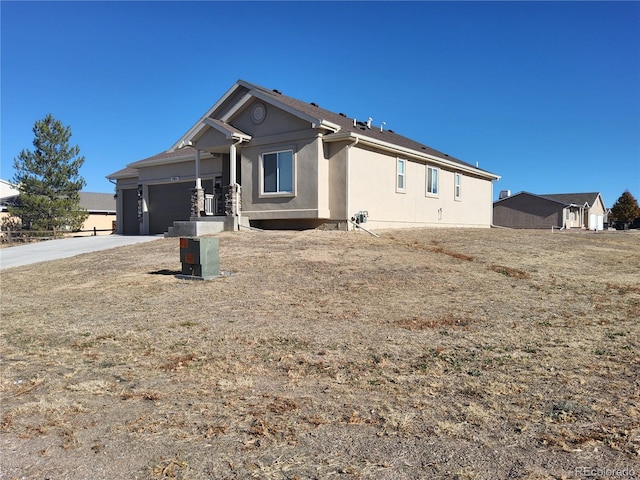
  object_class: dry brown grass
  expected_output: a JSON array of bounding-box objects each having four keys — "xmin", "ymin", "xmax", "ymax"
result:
[{"xmin": 1, "ymin": 228, "xmax": 639, "ymax": 479}]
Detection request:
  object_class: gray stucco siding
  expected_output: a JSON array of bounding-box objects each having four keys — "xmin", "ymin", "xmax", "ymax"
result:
[
  {"xmin": 240, "ymin": 134, "xmax": 321, "ymax": 219},
  {"xmin": 232, "ymin": 99, "xmax": 311, "ymax": 139}
]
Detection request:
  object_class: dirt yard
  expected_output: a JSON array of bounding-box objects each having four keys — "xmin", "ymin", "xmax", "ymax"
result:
[{"xmin": 1, "ymin": 228, "xmax": 638, "ymax": 480}]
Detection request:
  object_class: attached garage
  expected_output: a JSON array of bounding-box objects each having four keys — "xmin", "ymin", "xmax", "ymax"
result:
[{"xmin": 148, "ymin": 182, "xmax": 193, "ymax": 234}]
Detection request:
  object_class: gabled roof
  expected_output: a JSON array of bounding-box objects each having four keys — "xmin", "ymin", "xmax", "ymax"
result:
[
  {"xmin": 2, "ymin": 191, "xmax": 116, "ymax": 213},
  {"xmin": 79, "ymin": 192, "xmax": 116, "ymax": 213},
  {"xmin": 107, "ymin": 166, "xmax": 139, "ymax": 180},
  {"xmin": 127, "ymin": 149, "xmax": 216, "ymax": 169},
  {"xmin": 493, "ymin": 191, "xmax": 568, "ymax": 205},
  {"xmin": 538, "ymin": 192, "xmax": 602, "ymax": 208},
  {"xmin": 169, "ymin": 80, "xmax": 499, "ymax": 180},
  {"xmin": 494, "ymin": 191, "xmax": 604, "ymax": 208}
]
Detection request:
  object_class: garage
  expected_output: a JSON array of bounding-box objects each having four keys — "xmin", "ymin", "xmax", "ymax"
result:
[
  {"xmin": 148, "ymin": 182, "xmax": 193, "ymax": 234},
  {"xmin": 121, "ymin": 188, "xmax": 140, "ymax": 235}
]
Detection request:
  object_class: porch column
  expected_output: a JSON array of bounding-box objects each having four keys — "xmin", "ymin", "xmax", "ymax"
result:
[
  {"xmin": 191, "ymin": 148, "xmax": 204, "ymax": 217},
  {"xmin": 229, "ymin": 142, "xmax": 238, "ymax": 216}
]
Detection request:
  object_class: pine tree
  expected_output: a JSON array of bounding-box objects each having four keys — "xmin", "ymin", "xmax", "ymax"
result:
[
  {"xmin": 610, "ymin": 190, "xmax": 640, "ymax": 225},
  {"xmin": 8, "ymin": 114, "xmax": 88, "ymax": 235}
]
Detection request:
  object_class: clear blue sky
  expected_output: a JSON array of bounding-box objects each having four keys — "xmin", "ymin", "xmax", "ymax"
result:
[{"xmin": 2, "ymin": 1, "xmax": 639, "ymax": 206}]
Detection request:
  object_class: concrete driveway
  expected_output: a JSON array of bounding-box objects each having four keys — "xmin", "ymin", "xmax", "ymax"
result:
[{"xmin": 0, "ymin": 235, "xmax": 162, "ymax": 270}]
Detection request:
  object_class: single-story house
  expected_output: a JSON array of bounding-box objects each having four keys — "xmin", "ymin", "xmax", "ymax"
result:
[
  {"xmin": 1, "ymin": 180, "xmax": 116, "ymax": 235},
  {"xmin": 493, "ymin": 191, "xmax": 607, "ymax": 230},
  {"xmin": 76, "ymin": 192, "xmax": 117, "ymax": 235},
  {"xmin": 107, "ymin": 80, "xmax": 500, "ymax": 235}
]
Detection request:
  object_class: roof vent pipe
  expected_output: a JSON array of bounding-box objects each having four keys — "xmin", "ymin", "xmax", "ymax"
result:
[
  {"xmin": 353, "ymin": 118, "xmax": 357, "ymax": 127},
  {"xmin": 380, "ymin": 121, "xmax": 386, "ymax": 132},
  {"xmin": 366, "ymin": 117, "xmax": 373, "ymax": 129}
]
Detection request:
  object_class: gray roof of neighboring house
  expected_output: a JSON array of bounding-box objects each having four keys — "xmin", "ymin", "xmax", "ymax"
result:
[
  {"xmin": 79, "ymin": 192, "xmax": 116, "ymax": 213},
  {"xmin": 539, "ymin": 192, "xmax": 601, "ymax": 207},
  {"xmin": 2, "ymin": 191, "xmax": 115, "ymax": 213}
]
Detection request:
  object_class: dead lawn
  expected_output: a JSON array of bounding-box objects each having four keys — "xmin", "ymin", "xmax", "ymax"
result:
[{"xmin": 1, "ymin": 228, "xmax": 639, "ymax": 480}]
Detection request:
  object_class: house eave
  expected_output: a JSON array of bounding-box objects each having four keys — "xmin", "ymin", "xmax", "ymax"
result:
[
  {"xmin": 169, "ymin": 80, "xmax": 248, "ymax": 151},
  {"xmin": 324, "ymin": 132, "xmax": 500, "ymax": 180},
  {"xmin": 127, "ymin": 151, "xmax": 216, "ymax": 169},
  {"xmin": 246, "ymin": 86, "xmax": 341, "ymax": 133},
  {"xmin": 202, "ymin": 118, "xmax": 252, "ymax": 141}
]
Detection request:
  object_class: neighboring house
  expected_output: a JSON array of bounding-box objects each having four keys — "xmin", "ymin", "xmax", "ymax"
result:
[
  {"xmin": 0, "ymin": 180, "xmax": 21, "ymax": 228},
  {"xmin": 76, "ymin": 192, "xmax": 117, "ymax": 235},
  {"xmin": 493, "ymin": 191, "xmax": 607, "ymax": 230},
  {"xmin": 107, "ymin": 80, "xmax": 500, "ymax": 235},
  {"xmin": 0, "ymin": 181, "xmax": 116, "ymax": 235}
]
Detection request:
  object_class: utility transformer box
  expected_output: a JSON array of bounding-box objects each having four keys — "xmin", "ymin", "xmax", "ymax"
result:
[{"xmin": 178, "ymin": 237, "xmax": 219, "ymax": 280}]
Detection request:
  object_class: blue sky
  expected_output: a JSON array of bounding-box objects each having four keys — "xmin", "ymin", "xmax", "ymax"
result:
[{"xmin": 2, "ymin": 1, "xmax": 639, "ymax": 206}]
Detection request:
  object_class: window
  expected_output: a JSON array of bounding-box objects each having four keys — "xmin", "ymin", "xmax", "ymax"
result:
[
  {"xmin": 397, "ymin": 158, "xmax": 406, "ymax": 192},
  {"xmin": 262, "ymin": 150, "xmax": 293, "ymax": 194},
  {"xmin": 454, "ymin": 173, "xmax": 461, "ymax": 200},
  {"xmin": 426, "ymin": 166, "xmax": 439, "ymax": 195}
]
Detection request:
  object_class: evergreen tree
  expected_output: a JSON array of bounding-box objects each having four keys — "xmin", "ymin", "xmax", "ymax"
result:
[
  {"xmin": 8, "ymin": 114, "xmax": 88, "ymax": 234},
  {"xmin": 610, "ymin": 190, "xmax": 640, "ymax": 224}
]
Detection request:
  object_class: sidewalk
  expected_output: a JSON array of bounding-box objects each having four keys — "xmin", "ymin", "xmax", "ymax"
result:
[{"xmin": 0, "ymin": 235, "xmax": 161, "ymax": 270}]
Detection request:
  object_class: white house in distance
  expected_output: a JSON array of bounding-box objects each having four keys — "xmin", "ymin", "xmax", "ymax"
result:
[{"xmin": 107, "ymin": 80, "xmax": 501, "ymax": 235}]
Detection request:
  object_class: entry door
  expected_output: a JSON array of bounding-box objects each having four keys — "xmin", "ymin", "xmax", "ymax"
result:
[{"xmin": 214, "ymin": 175, "xmax": 224, "ymax": 215}]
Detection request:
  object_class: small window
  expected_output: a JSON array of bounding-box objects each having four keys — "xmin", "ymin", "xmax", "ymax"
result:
[
  {"xmin": 262, "ymin": 150, "xmax": 294, "ymax": 194},
  {"xmin": 427, "ymin": 166, "xmax": 439, "ymax": 195},
  {"xmin": 454, "ymin": 173, "xmax": 462, "ymax": 200},
  {"xmin": 397, "ymin": 158, "xmax": 406, "ymax": 192}
]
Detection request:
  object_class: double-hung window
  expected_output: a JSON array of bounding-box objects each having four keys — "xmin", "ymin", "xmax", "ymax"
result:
[
  {"xmin": 397, "ymin": 158, "xmax": 406, "ymax": 192},
  {"xmin": 262, "ymin": 150, "xmax": 294, "ymax": 194},
  {"xmin": 426, "ymin": 166, "xmax": 439, "ymax": 196},
  {"xmin": 454, "ymin": 173, "xmax": 462, "ymax": 200}
]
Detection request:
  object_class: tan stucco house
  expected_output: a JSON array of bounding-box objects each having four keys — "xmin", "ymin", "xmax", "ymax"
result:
[
  {"xmin": 1, "ymin": 181, "xmax": 116, "ymax": 235},
  {"xmin": 107, "ymin": 80, "xmax": 500, "ymax": 235},
  {"xmin": 493, "ymin": 191, "xmax": 607, "ymax": 230}
]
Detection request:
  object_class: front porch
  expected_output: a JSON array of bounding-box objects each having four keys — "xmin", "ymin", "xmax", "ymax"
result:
[
  {"xmin": 163, "ymin": 119, "xmax": 251, "ymax": 237},
  {"xmin": 164, "ymin": 184, "xmax": 248, "ymax": 237},
  {"xmin": 165, "ymin": 216, "xmax": 245, "ymax": 237}
]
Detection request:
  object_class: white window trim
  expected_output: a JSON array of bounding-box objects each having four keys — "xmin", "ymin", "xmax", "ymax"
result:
[
  {"xmin": 259, "ymin": 147, "xmax": 296, "ymax": 198},
  {"xmin": 396, "ymin": 158, "xmax": 406, "ymax": 193},
  {"xmin": 454, "ymin": 172, "xmax": 462, "ymax": 201},
  {"xmin": 426, "ymin": 165, "xmax": 439, "ymax": 197}
]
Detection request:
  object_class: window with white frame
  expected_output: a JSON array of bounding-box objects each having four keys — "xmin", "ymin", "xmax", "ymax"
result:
[
  {"xmin": 426, "ymin": 166, "xmax": 439, "ymax": 195},
  {"xmin": 262, "ymin": 149, "xmax": 294, "ymax": 194},
  {"xmin": 454, "ymin": 173, "xmax": 462, "ymax": 200},
  {"xmin": 397, "ymin": 158, "xmax": 406, "ymax": 192}
]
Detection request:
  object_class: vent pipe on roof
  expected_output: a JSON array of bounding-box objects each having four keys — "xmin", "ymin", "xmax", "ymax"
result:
[
  {"xmin": 380, "ymin": 121, "xmax": 386, "ymax": 132},
  {"xmin": 366, "ymin": 117, "xmax": 373, "ymax": 129},
  {"xmin": 353, "ymin": 118, "xmax": 357, "ymax": 127}
]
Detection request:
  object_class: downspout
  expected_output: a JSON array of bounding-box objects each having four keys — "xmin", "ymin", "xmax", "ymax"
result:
[{"xmin": 346, "ymin": 137, "xmax": 358, "ymax": 230}]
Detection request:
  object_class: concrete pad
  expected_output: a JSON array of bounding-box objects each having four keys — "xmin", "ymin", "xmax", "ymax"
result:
[{"xmin": 0, "ymin": 235, "xmax": 162, "ymax": 270}]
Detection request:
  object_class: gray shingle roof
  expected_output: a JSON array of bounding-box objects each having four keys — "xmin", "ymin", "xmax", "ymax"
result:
[
  {"xmin": 245, "ymin": 81, "xmax": 481, "ymax": 171},
  {"xmin": 79, "ymin": 192, "xmax": 116, "ymax": 213},
  {"xmin": 539, "ymin": 193, "xmax": 601, "ymax": 207}
]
